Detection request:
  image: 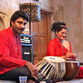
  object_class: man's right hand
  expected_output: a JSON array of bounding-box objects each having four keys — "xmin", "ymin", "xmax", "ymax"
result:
[{"xmin": 25, "ymin": 61, "xmax": 38, "ymax": 79}]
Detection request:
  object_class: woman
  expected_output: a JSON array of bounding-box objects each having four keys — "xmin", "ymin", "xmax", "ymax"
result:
[{"xmin": 46, "ymin": 21, "xmax": 83, "ymax": 78}]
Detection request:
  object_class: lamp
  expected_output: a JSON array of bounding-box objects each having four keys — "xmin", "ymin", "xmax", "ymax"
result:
[
  {"xmin": 20, "ymin": 1, "xmax": 41, "ymax": 34},
  {"xmin": 20, "ymin": 2, "xmax": 41, "ymax": 21}
]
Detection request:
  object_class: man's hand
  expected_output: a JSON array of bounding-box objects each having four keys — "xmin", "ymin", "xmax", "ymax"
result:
[{"xmin": 25, "ymin": 61, "xmax": 38, "ymax": 79}]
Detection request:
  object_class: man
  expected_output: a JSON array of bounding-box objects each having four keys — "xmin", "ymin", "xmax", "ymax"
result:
[{"xmin": 0, "ymin": 10, "xmax": 38, "ymax": 82}]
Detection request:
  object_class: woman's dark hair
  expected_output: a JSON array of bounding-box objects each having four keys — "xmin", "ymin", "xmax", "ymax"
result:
[
  {"xmin": 10, "ymin": 10, "xmax": 29, "ymax": 25},
  {"xmin": 51, "ymin": 21, "xmax": 68, "ymax": 32}
]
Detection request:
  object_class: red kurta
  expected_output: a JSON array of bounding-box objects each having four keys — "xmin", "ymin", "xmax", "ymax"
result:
[
  {"xmin": 0, "ymin": 27, "xmax": 27, "ymax": 74},
  {"xmin": 46, "ymin": 38, "xmax": 83, "ymax": 78},
  {"xmin": 46, "ymin": 38, "xmax": 71, "ymax": 57}
]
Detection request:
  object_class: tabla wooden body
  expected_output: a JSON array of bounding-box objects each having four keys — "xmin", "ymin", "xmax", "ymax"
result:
[
  {"xmin": 62, "ymin": 59, "xmax": 80, "ymax": 80},
  {"xmin": 35, "ymin": 56, "xmax": 66, "ymax": 80}
]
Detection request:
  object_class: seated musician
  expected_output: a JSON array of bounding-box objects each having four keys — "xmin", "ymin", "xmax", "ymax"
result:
[
  {"xmin": 46, "ymin": 21, "xmax": 83, "ymax": 78},
  {"xmin": 0, "ymin": 10, "xmax": 38, "ymax": 83}
]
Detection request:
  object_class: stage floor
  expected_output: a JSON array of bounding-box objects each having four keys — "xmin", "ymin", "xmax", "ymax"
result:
[{"xmin": 57, "ymin": 79, "xmax": 83, "ymax": 83}]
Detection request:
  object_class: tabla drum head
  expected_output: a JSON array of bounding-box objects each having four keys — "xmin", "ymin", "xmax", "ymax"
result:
[
  {"xmin": 36, "ymin": 56, "xmax": 66, "ymax": 80},
  {"xmin": 43, "ymin": 56, "xmax": 65, "ymax": 63}
]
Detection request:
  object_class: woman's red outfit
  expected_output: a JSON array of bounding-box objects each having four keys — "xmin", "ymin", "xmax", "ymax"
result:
[{"xmin": 46, "ymin": 38, "xmax": 83, "ymax": 78}]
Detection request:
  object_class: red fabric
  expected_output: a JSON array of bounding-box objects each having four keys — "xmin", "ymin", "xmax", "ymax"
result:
[
  {"xmin": 46, "ymin": 38, "xmax": 69, "ymax": 57},
  {"xmin": 0, "ymin": 27, "xmax": 27, "ymax": 74},
  {"xmin": 78, "ymin": 67, "xmax": 83, "ymax": 78},
  {"xmin": 46, "ymin": 38, "xmax": 83, "ymax": 78}
]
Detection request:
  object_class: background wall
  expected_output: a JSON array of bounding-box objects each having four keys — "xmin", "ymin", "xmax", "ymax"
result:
[
  {"xmin": 0, "ymin": 0, "xmax": 51, "ymax": 28},
  {"xmin": 0, "ymin": 0, "xmax": 19, "ymax": 27},
  {"xmin": 50, "ymin": 0, "xmax": 83, "ymax": 61}
]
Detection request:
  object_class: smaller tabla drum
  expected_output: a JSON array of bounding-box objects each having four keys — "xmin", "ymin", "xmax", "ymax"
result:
[
  {"xmin": 35, "ymin": 56, "xmax": 66, "ymax": 80},
  {"xmin": 62, "ymin": 59, "xmax": 80, "ymax": 80}
]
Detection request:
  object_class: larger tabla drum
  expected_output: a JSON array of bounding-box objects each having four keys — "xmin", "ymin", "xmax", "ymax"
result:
[{"xmin": 62, "ymin": 59, "xmax": 80, "ymax": 80}]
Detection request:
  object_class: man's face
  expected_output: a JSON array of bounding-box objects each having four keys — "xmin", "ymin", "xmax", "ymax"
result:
[{"xmin": 11, "ymin": 17, "xmax": 27, "ymax": 34}]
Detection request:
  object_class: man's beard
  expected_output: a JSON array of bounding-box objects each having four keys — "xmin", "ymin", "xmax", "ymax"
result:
[{"xmin": 17, "ymin": 28, "xmax": 25, "ymax": 34}]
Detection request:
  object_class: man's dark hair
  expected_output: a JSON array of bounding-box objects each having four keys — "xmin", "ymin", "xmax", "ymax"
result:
[{"xmin": 10, "ymin": 10, "xmax": 29, "ymax": 25}]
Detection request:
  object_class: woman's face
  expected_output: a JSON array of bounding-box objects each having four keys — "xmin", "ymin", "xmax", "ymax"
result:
[{"xmin": 56, "ymin": 28, "xmax": 68, "ymax": 40}]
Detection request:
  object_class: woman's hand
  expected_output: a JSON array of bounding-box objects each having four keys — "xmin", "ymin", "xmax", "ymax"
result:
[
  {"xmin": 66, "ymin": 52, "xmax": 77, "ymax": 59},
  {"xmin": 25, "ymin": 61, "xmax": 38, "ymax": 79}
]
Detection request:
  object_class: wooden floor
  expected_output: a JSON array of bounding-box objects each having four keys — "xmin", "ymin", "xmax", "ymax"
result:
[
  {"xmin": 0, "ymin": 79, "xmax": 83, "ymax": 83},
  {"xmin": 56, "ymin": 79, "xmax": 83, "ymax": 83}
]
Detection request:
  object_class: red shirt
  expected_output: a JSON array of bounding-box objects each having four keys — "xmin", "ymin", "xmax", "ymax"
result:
[
  {"xmin": 46, "ymin": 38, "xmax": 83, "ymax": 78},
  {"xmin": 46, "ymin": 38, "xmax": 69, "ymax": 57},
  {"xmin": 0, "ymin": 27, "xmax": 27, "ymax": 74}
]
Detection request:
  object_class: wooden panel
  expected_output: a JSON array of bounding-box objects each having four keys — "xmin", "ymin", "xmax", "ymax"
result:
[
  {"xmin": 39, "ymin": 36, "xmax": 48, "ymax": 57},
  {"xmin": 33, "ymin": 36, "xmax": 48, "ymax": 64},
  {"xmin": 32, "ymin": 36, "xmax": 40, "ymax": 58},
  {"xmin": 39, "ymin": 14, "xmax": 47, "ymax": 36},
  {"xmin": 31, "ymin": 11, "xmax": 51, "ymax": 64},
  {"xmin": 31, "ymin": 13, "xmax": 48, "ymax": 36},
  {"xmin": 31, "ymin": 22, "xmax": 39, "ymax": 35}
]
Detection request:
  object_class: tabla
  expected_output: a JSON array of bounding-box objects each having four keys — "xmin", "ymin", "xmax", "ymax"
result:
[
  {"xmin": 62, "ymin": 59, "xmax": 80, "ymax": 80},
  {"xmin": 35, "ymin": 56, "xmax": 66, "ymax": 80}
]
